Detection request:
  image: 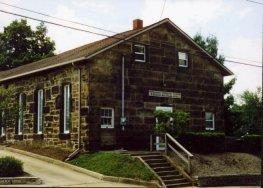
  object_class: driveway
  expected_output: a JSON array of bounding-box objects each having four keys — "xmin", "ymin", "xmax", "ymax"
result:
[{"xmin": 0, "ymin": 149, "xmax": 141, "ymax": 187}]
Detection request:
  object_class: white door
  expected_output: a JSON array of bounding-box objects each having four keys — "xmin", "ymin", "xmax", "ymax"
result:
[{"xmin": 155, "ymin": 106, "xmax": 173, "ymax": 151}]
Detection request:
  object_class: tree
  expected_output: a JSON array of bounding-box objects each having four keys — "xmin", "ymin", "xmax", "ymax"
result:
[
  {"xmin": 0, "ymin": 85, "xmax": 19, "ymax": 129},
  {"xmin": 223, "ymin": 78, "xmax": 239, "ymax": 135},
  {"xmin": 226, "ymin": 87, "xmax": 262, "ymax": 136},
  {"xmin": 193, "ymin": 33, "xmax": 225, "ymax": 64},
  {"xmin": 0, "ymin": 19, "xmax": 55, "ymax": 70},
  {"xmin": 239, "ymin": 87, "xmax": 262, "ymax": 134}
]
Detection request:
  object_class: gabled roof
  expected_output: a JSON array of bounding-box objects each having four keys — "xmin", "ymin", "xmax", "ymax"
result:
[{"xmin": 0, "ymin": 18, "xmax": 232, "ymax": 82}]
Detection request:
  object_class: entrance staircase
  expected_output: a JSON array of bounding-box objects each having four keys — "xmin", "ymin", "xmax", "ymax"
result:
[{"xmin": 127, "ymin": 151, "xmax": 195, "ymax": 187}]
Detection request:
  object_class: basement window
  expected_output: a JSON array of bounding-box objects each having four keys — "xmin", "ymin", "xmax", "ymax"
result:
[
  {"xmin": 63, "ymin": 85, "xmax": 71, "ymax": 134},
  {"xmin": 134, "ymin": 44, "xmax": 146, "ymax": 62},
  {"xmin": 37, "ymin": 90, "xmax": 44, "ymax": 134},
  {"xmin": 178, "ymin": 51, "xmax": 188, "ymax": 67},
  {"xmin": 101, "ymin": 108, "xmax": 114, "ymax": 128},
  {"xmin": 205, "ymin": 112, "xmax": 215, "ymax": 130}
]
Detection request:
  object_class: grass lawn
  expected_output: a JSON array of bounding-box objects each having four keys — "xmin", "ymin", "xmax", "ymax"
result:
[{"xmin": 69, "ymin": 152, "xmax": 155, "ymax": 181}]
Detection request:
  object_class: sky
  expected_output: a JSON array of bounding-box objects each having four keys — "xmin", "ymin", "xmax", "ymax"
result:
[{"xmin": 0, "ymin": 0, "xmax": 262, "ymax": 97}]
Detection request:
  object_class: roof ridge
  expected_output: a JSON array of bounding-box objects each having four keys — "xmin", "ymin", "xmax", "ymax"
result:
[{"xmin": 0, "ymin": 18, "xmax": 232, "ymax": 82}]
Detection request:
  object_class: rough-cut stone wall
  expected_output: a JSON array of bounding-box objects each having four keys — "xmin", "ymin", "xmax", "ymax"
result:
[
  {"xmin": 1, "ymin": 22, "xmax": 225, "ymax": 151},
  {"xmin": 88, "ymin": 23, "xmax": 224, "ymax": 150},
  {"xmin": 2, "ymin": 65, "xmax": 90, "ymax": 150}
]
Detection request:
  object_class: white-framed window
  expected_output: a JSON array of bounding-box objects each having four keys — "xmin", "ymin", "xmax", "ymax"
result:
[
  {"xmin": 0, "ymin": 111, "xmax": 5, "ymax": 136},
  {"xmin": 37, "ymin": 90, "xmax": 43, "ymax": 134},
  {"xmin": 178, "ymin": 51, "xmax": 188, "ymax": 67},
  {"xmin": 134, "ymin": 44, "xmax": 146, "ymax": 62},
  {"xmin": 205, "ymin": 112, "xmax": 215, "ymax": 130},
  {"xmin": 101, "ymin": 108, "xmax": 114, "ymax": 128},
  {"xmin": 63, "ymin": 85, "xmax": 71, "ymax": 134},
  {"xmin": 18, "ymin": 93, "xmax": 24, "ymax": 135}
]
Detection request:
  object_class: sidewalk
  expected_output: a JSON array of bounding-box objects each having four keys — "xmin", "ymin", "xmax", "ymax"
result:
[{"xmin": 0, "ymin": 149, "xmax": 141, "ymax": 187}]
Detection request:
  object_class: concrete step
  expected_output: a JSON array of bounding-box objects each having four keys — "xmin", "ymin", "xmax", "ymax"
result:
[
  {"xmin": 166, "ymin": 182, "xmax": 192, "ymax": 188},
  {"xmin": 153, "ymin": 166, "xmax": 175, "ymax": 172},
  {"xmin": 141, "ymin": 155, "xmax": 164, "ymax": 160},
  {"xmin": 159, "ymin": 174, "xmax": 183, "ymax": 180},
  {"xmin": 144, "ymin": 158, "xmax": 167, "ymax": 163},
  {"xmin": 148, "ymin": 162, "xmax": 171, "ymax": 168},
  {"xmin": 156, "ymin": 170, "xmax": 179, "ymax": 176},
  {"xmin": 129, "ymin": 152, "xmax": 161, "ymax": 156},
  {"xmin": 163, "ymin": 178, "xmax": 188, "ymax": 185}
]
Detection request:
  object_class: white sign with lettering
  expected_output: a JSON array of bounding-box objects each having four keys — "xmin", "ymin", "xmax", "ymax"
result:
[{"xmin": 149, "ymin": 90, "xmax": 181, "ymax": 99}]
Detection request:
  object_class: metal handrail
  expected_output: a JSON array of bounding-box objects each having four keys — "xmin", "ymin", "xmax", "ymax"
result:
[{"xmin": 165, "ymin": 133, "xmax": 193, "ymax": 173}]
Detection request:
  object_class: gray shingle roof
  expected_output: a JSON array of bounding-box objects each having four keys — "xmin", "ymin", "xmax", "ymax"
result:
[{"xmin": 0, "ymin": 18, "xmax": 232, "ymax": 82}]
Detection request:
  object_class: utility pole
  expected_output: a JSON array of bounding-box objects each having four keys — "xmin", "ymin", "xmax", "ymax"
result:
[{"xmin": 245, "ymin": 1, "xmax": 262, "ymax": 187}]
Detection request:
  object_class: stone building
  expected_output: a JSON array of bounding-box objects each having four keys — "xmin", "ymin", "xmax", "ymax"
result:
[{"xmin": 0, "ymin": 18, "xmax": 232, "ymax": 151}]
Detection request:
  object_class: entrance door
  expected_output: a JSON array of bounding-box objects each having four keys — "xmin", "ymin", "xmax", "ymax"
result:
[{"xmin": 155, "ymin": 106, "xmax": 173, "ymax": 151}]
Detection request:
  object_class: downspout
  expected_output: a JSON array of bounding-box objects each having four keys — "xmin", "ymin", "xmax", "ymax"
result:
[
  {"xmin": 121, "ymin": 55, "xmax": 126, "ymax": 131},
  {"xmin": 65, "ymin": 63, "xmax": 81, "ymax": 161}
]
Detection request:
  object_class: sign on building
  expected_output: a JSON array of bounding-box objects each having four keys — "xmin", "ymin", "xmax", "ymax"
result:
[{"xmin": 148, "ymin": 90, "xmax": 181, "ymax": 99}]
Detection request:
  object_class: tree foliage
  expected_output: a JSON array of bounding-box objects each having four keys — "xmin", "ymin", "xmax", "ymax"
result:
[
  {"xmin": 0, "ymin": 19, "xmax": 55, "ymax": 70},
  {"xmin": 238, "ymin": 87, "xmax": 262, "ymax": 134},
  {"xmin": 226, "ymin": 87, "xmax": 262, "ymax": 136},
  {"xmin": 154, "ymin": 110, "xmax": 190, "ymax": 135},
  {"xmin": 193, "ymin": 33, "xmax": 225, "ymax": 64},
  {"xmin": 0, "ymin": 85, "xmax": 18, "ymax": 128}
]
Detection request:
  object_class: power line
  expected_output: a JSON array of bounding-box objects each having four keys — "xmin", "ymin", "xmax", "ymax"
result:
[
  {"xmin": 0, "ymin": 9, "xmax": 262, "ymax": 69},
  {"xmin": 246, "ymin": 0, "xmax": 263, "ymax": 5},
  {"xmin": 225, "ymin": 60, "xmax": 262, "ymax": 67},
  {"xmin": 0, "ymin": 9, "xmax": 115, "ymax": 38},
  {"xmin": 225, "ymin": 56, "xmax": 262, "ymax": 64},
  {"xmin": 0, "ymin": 1, "xmax": 117, "ymax": 34},
  {"xmin": 160, "ymin": 0, "xmax": 166, "ymax": 19}
]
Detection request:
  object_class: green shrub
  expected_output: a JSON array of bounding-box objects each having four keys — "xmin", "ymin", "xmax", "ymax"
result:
[
  {"xmin": 242, "ymin": 134, "xmax": 261, "ymax": 154},
  {"xmin": 179, "ymin": 132, "xmax": 225, "ymax": 153},
  {"xmin": 0, "ymin": 156, "xmax": 23, "ymax": 177},
  {"xmin": 154, "ymin": 110, "xmax": 190, "ymax": 135}
]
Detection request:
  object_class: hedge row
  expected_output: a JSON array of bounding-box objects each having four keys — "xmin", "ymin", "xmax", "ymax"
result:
[
  {"xmin": 178, "ymin": 132, "xmax": 225, "ymax": 153},
  {"xmin": 177, "ymin": 132, "xmax": 261, "ymax": 154},
  {"xmin": 241, "ymin": 134, "xmax": 261, "ymax": 154}
]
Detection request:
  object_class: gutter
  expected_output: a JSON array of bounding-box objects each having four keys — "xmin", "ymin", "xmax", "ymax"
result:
[
  {"xmin": 121, "ymin": 55, "xmax": 126, "ymax": 131},
  {"xmin": 0, "ymin": 57, "xmax": 86, "ymax": 82}
]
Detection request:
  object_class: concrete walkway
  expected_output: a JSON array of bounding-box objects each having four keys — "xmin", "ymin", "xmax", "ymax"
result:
[{"xmin": 0, "ymin": 149, "xmax": 141, "ymax": 187}]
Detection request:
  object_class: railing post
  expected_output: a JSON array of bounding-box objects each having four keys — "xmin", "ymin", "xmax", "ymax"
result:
[
  {"xmin": 165, "ymin": 133, "xmax": 167, "ymax": 155},
  {"xmin": 188, "ymin": 155, "xmax": 191, "ymax": 174}
]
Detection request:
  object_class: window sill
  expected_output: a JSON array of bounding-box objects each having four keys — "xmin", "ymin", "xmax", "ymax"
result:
[
  {"xmin": 14, "ymin": 134, "xmax": 23, "ymax": 140},
  {"xmin": 59, "ymin": 133, "xmax": 70, "ymax": 140},
  {"xmin": 179, "ymin": 65, "xmax": 188, "ymax": 68},
  {"xmin": 134, "ymin": 59, "xmax": 146, "ymax": 63},
  {"xmin": 33, "ymin": 134, "xmax": 44, "ymax": 140},
  {"xmin": 100, "ymin": 127, "xmax": 114, "ymax": 129},
  {"xmin": 205, "ymin": 128, "xmax": 215, "ymax": 131}
]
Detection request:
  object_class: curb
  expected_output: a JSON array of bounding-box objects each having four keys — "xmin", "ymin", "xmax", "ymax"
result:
[
  {"xmin": 194, "ymin": 174, "xmax": 261, "ymax": 186},
  {"xmin": 0, "ymin": 176, "xmax": 42, "ymax": 185},
  {"xmin": 0, "ymin": 146, "xmax": 159, "ymax": 187}
]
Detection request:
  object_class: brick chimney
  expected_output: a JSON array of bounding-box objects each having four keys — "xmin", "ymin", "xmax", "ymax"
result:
[{"xmin": 133, "ymin": 19, "xmax": 143, "ymax": 30}]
